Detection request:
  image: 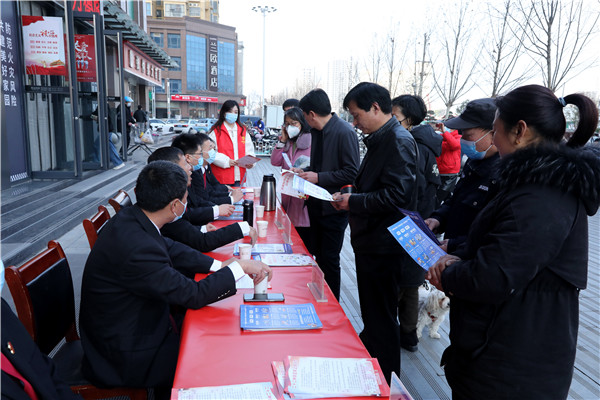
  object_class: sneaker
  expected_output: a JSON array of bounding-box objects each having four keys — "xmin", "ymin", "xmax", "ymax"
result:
[{"xmin": 113, "ymin": 163, "xmax": 125, "ymax": 170}]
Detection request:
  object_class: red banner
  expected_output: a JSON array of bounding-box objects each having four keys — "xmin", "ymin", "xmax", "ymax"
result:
[
  {"xmin": 239, "ymin": 98, "xmax": 246, "ymax": 106},
  {"xmin": 74, "ymin": 34, "xmax": 96, "ymax": 82},
  {"xmin": 171, "ymin": 94, "xmax": 218, "ymax": 103},
  {"xmin": 71, "ymin": 0, "xmax": 101, "ymax": 14}
]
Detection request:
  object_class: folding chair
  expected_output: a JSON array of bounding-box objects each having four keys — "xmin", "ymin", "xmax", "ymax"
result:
[
  {"xmin": 82, "ymin": 205, "xmax": 110, "ymax": 249},
  {"xmin": 4, "ymin": 240, "xmax": 147, "ymax": 400},
  {"xmin": 109, "ymin": 189, "xmax": 132, "ymax": 213}
]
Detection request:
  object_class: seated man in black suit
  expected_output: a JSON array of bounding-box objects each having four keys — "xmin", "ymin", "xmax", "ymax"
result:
[
  {"xmin": 171, "ymin": 134, "xmax": 244, "ymax": 208},
  {"xmin": 79, "ymin": 161, "xmax": 271, "ymax": 397},
  {"xmin": 1, "ymin": 262, "xmax": 82, "ymax": 400},
  {"xmin": 148, "ymin": 147, "xmax": 257, "ymax": 251}
]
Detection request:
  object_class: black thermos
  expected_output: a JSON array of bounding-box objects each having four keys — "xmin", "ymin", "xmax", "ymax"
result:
[{"xmin": 243, "ymin": 199, "xmax": 254, "ymax": 226}]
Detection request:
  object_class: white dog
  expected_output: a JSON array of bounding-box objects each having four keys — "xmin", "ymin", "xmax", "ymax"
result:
[{"xmin": 416, "ymin": 282, "xmax": 450, "ymax": 339}]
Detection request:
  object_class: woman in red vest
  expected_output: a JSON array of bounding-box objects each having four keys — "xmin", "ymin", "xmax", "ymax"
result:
[{"xmin": 208, "ymin": 100, "xmax": 256, "ymax": 185}]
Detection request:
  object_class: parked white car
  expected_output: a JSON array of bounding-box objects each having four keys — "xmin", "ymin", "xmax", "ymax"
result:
[
  {"xmin": 173, "ymin": 119, "xmax": 197, "ymax": 134},
  {"xmin": 149, "ymin": 119, "xmax": 174, "ymax": 134},
  {"xmin": 190, "ymin": 118, "xmax": 217, "ymax": 134}
]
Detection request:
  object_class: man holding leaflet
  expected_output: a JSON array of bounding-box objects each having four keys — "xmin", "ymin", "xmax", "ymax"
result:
[
  {"xmin": 79, "ymin": 161, "xmax": 271, "ymax": 399},
  {"xmin": 293, "ymin": 89, "xmax": 360, "ymax": 300},
  {"xmin": 332, "ymin": 82, "xmax": 418, "ymax": 382}
]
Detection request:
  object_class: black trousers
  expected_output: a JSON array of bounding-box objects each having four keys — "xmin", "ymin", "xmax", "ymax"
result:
[
  {"xmin": 355, "ymin": 252, "xmax": 409, "ymax": 383},
  {"xmin": 305, "ymin": 210, "xmax": 348, "ymax": 300}
]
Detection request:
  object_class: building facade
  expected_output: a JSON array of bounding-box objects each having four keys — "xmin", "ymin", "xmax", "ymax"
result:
[{"xmin": 146, "ymin": 0, "xmax": 245, "ymax": 119}]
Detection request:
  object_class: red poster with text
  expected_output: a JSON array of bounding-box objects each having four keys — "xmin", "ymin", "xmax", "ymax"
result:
[{"xmin": 74, "ymin": 34, "xmax": 96, "ymax": 82}]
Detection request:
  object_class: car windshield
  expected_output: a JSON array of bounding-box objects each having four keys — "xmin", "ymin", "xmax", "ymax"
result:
[{"xmin": 150, "ymin": 119, "xmax": 164, "ymax": 124}]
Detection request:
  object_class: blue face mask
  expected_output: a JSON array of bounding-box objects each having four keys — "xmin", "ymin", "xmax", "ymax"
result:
[
  {"xmin": 172, "ymin": 199, "xmax": 187, "ymax": 222},
  {"xmin": 460, "ymin": 131, "xmax": 492, "ymax": 160},
  {"xmin": 192, "ymin": 156, "xmax": 203, "ymax": 171},
  {"xmin": 206, "ymin": 149, "xmax": 217, "ymax": 164},
  {"xmin": 225, "ymin": 112, "xmax": 238, "ymax": 124}
]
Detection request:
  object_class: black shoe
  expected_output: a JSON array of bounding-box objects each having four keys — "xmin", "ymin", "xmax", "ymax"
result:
[{"xmin": 401, "ymin": 342, "xmax": 418, "ymax": 352}]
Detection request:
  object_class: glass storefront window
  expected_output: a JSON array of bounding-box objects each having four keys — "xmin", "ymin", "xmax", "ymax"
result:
[
  {"xmin": 218, "ymin": 41, "xmax": 235, "ymax": 93},
  {"xmin": 186, "ymin": 35, "xmax": 207, "ymax": 91}
]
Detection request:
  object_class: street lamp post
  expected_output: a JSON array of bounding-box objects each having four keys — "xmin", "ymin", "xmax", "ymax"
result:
[{"xmin": 252, "ymin": 5, "xmax": 277, "ymax": 120}]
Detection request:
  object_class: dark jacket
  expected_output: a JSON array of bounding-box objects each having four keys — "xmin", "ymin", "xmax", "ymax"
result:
[
  {"xmin": 411, "ymin": 124, "xmax": 442, "ymax": 218},
  {"xmin": 188, "ymin": 168, "xmax": 231, "ymax": 208},
  {"xmin": 1, "ymin": 300, "xmax": 82, "ymax": 400},
  {"xmin": 133, "ymin": 109, "xmax": 147, "ymax": 123},
  {"xmin": 441, "ymin": 144, "xmax": 600, "ymax": 399},
  {"xmin": 79, "ymin": 205, "xmax": 236, "ymax": 388},
  {"xmin": 117, "ymin": 105, "xmax": 136, "ymax": 134},
  {"xmin": 306, "ymin": 113, "xmax": 360, "ymax": 216},
  {"xmin": 430, "ymin": 152, "xmax": 500, "ymax": 252},
  {"xmin": 160, "ymin": 219, "xmax": 243, "ymax": 252},
  {"xmin": 349, "ymin": 118, "xmax": 417, "ymax": 248}
]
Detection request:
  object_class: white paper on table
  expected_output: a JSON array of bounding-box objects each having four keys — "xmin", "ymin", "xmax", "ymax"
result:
[
  {"xmin": 176, "ymin": 382, "xmax": 277, "ymax": 400},
  {"xmin": 271, "ymin": 361, "xmax": 292, "ymax": 400},
  {"xmin": 284, "ymin": 356, "xmax": 381, "ymax": 398},
  {"xmin": 237, "ymin": 155, "xmax": 261, "ymax": 168},
  {"xmin": 260, "ymin": 253, "xmax": 317, "ymax": 267}
]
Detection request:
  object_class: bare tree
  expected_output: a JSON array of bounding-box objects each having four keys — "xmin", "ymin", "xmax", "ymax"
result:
[
  {"xmin": 480, "ymin": 0, "xmax": 532, "ymax": 97},
  {"xmin": 364, "ymin": 34, "xmax": 382, "ymax": 84},
  {"xmin": 430, "ymin": 0, "xmax": 480, "ymax": 116},
  {"xmin": 382, "ymin": 24, "xmax": 409, "ymax": 97},
  {"xmin": 518, "ymin": 0, "xmax": 600, "ymax": 91}
]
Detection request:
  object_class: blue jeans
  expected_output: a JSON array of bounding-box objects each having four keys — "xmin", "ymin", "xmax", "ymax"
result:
[{"xmin": 93, "ymin": 132, "xmax": 123, "ymax": 167}]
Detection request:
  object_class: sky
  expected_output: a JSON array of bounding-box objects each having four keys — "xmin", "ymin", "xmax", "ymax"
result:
[{"xmin": 219, "ymin": 0, "xmax": 600, "ymax": 112}]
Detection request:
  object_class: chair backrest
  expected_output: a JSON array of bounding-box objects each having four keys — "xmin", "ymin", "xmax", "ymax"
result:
[
  {"xmin": 83, "ymin": 205, "xmax": 110, "ymax": 249},
  {"xmin": 5, "ymin": 240, "xmax": 78, "ymax": 354},
  {"xmin": 108, "ymin": 189, "xmax": 132, "ymax": 213}
]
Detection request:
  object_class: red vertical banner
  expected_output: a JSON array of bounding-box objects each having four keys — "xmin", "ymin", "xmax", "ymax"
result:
[{"xmin": 74, "ymin": 34, "xmax": 96, "ymax": 82}]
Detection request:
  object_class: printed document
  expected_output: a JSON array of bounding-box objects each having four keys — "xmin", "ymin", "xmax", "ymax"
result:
[
  {"xmin": 176, "ymin": 382, "xmax": 277, "ymax": 400},
  {"xmin": 280, "ymin": 171, "xmax": 333, "ymax": 201},
  {"xmin": 388, "ymin": 216, "xmax": 446, "ymax": 271}
]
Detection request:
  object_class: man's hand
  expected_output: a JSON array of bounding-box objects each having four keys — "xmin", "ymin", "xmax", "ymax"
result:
[
  {"xmin": 231, "ymin": 188, "xmax": 243, "ymax": 203},
  {"xmin": 439, "ymin": 239, "xmax": 448, "ymax": 252},
  {"xmin": 205, "ymin": 223, "xmax": 217, "ymax": 232},
  {"xmin": 219, "ymin": 204, "xmax": 235, "ymax": 217},
  {"xmin": 426, "ymin": 254, "xmax": 461, "ymax": 291},
  {"xmin": 248, "ymin": 226, "xmax": 258, "ymax": 246},
  {"xmin": 331, "ymin": 192, "xmax": 350, "ymax": 211},
  {"xmin": 425, "ymin": 218, "xmax": 441, "ymax": 233},
  {"xmin": 289, "ymin": 167, "xmax": 303, "ymax": 173},
  {"xmin": 298, "ymin": 171, "xmax": 318, "ymax": 184},
  {"xmin": 238, "ymin": 260, "xmax": 272, "ymax": 284}
]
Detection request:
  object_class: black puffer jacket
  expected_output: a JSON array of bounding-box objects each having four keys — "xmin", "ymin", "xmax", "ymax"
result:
[
  {"xmin": 441, "ymin": 144, "xmax": 600, "ymax": 399},
  {"xmin": 411, "ymin": 124, "xmax": 442, "ymax": 218}
]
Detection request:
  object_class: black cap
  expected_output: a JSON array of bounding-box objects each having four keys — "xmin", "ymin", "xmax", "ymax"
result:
[{"xmin": 444, "ymin": 98, "xmax": 497, "ymax": 130}]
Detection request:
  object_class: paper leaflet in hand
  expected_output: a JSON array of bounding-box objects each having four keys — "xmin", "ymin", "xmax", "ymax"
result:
[
  {"xmin": 388, "ymin": 216, "xmax": 446, "ymax": 271},
  {"xmin": 279, "ymin": 171, "xmax": 333, "ymax": 201},
  {"xmin": 237, "ymin": 155, "xmax": 261, "ymax": 169},
  {"xmin": 281, "ymin": 153, "xmax": 293, "ymax": 169}
]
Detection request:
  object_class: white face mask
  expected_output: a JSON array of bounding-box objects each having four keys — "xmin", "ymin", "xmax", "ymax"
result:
[{"xmin": 287, "ymin": 125, "xmax": 300, "ymax": 139}]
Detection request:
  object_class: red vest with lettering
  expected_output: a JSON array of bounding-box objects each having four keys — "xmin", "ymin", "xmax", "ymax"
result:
[{"xmin": 212, "ymin": 123, "xmax": 246, "ymax": 184}]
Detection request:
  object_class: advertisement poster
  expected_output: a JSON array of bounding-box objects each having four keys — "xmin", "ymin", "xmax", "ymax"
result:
[
  {"xmin": 22, "ymin": 16, "xmax": 67, "ymax": 76},
  {"xmin": 74, "ymin": 34, "xmax": 96, "ymax": 82}
]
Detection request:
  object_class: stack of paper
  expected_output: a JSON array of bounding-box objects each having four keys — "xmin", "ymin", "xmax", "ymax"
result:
[
  {"xmin": 271, "ymin": 356, "xmax": 385, "ymax": 399},
  {"xmin": 174, "ymin": 382, "xmax": 278, "ymax": 400},
  {"xmin": 240, "ymin": 304, "xmax": 322, "ymax": 331},
  {"xmin": 255, "ymin": 253, "xmax": 317, "ymax": 267}
]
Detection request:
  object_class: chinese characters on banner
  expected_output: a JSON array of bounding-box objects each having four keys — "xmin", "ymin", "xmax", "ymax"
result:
[
  {"xmin": 74, "ymin": 34, "xmax": 96, "ymax": 82},
  {"xmin": 1, "ymin": 1, "xmax": 28, "ymax": 182},
  {"xmin": 171, "ymin": 94, "xmax": 218, "ymax": 103},
  {"xmin": 208, "ymin": 36, "xmax": 218, "ymax": 92},
  {"xmin": 72, "ymin": 0, "xmax": 101, "ymax": 14},
  {"xmin": 22, "ymin": 16, "xmax": 67, "ymax": 76}
]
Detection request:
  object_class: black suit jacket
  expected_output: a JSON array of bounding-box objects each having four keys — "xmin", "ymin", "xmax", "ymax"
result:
[
  {"xmin": 182, "ymin": 204, "xmax": 214, "ymax": 226},
  {"xmin": 79, "ymin": 205, "xmax": 236, "ymax": 389},
  {"xmin": 1, "ymin": 300, "xmax": 82, "ymax": 400},
  {"xmin": 160, "ymin": 218, "xmax": 243, "ymax": 252},
  {"xmin": 188, "ymin": 169, "xmax": 231, "ymax": 208}
]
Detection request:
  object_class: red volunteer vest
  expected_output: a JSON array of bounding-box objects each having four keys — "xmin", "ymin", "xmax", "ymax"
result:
[{"xmin": 212, "ymin": 123, "xmax": 246, "ymax": 185}]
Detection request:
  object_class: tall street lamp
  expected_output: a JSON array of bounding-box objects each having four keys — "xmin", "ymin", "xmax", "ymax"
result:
[{"xmin": 252, "ymin": 5, "xmax": 277, "ymax": 120}]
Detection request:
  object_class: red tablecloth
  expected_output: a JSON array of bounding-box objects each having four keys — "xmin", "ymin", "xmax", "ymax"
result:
[{"xmin": 172, "ymin": 194, "xmax": 390, "ymax": 399}]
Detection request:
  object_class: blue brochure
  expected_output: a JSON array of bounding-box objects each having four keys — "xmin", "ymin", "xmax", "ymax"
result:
[
  {"xmin": 240, "ymin": 303, "xmax": 323, "ymax": 331},
  {"xmin": 217, "ymin": 205, "xmax": 243, "ymax": 221},
  {"xmin": 388, "ymin": 216, "xmax": 446, "ymax": 271},
  {"xmin": 397, "ymin": 208, "xmax": 440, "ymax": 245},
  {"xmin": 233, "ymin": 243, "xmax": 293, "ymax": 256}
]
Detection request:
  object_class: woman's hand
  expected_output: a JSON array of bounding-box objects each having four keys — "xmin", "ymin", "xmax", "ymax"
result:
[
  {"xmin": 229, "ymin": 158, "xmax": 238, "ymax": 167},
  {"xmin": 426, "ymin": 254, "xmax": 461, "ymax": 291},
  {"xmin": 280, "ymin": 126, "xmax": 289, "ymax": 143}
]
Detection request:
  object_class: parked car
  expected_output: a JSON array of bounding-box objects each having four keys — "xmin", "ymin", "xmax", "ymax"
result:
[
  {"xmin": 189, "ymin": 118, "xmax": 217, "ymax": 134},
  {"xmin": 149, "ymin": 119, "xmax": 174, "ymax": 134},
  {"xmin": 173, "ymin": 119, "xmax": 194, "ymax": 134},
  {"xmin": 239, "ymin": 115, "xmax": 261, "ymax": 127}
]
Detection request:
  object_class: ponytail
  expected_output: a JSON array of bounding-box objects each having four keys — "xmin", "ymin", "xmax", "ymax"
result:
[{"xmin": 563, "ymin": 94, "xmax": 599, "ymax": 148}]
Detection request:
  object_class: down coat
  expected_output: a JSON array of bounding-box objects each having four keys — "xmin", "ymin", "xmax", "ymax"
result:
[{"xmin": 440, "ymin": 144, "xmax": 600, "ymax": 399}]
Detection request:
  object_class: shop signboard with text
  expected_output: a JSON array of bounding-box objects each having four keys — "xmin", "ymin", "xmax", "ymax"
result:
[
  {"xmin": 123, "ymin": 41, "xmax": 161, "ymax": 86},
  {"xmin": 74, "ymin": 34, "xmax": 96, "ymax": 82},
  {"xmin": 22, "ymin": 16, "xmax": 67, "ymax": 76},
  {"xmin": 171, "ymin": 95, "xmax": 218, "ymax": 103}
]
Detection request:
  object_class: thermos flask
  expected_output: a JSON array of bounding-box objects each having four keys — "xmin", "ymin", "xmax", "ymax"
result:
[
  {"xmin": 243, "ymin": 199, "xmax": 254, "ymax": 226},
  {"xmin": 260, "ymin": 174, "xmax": 277, "ymax": 211}
]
